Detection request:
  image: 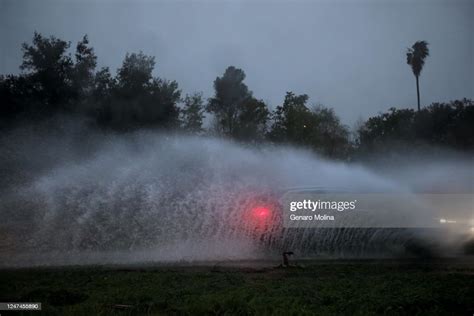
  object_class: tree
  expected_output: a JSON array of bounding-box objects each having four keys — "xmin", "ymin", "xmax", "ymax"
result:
[
  {"xmin": 116, "ymin": 52, "xmax": 155, "ymax": 97},
  {"xmin": 0, "ymin": 74, "xmax": 36, "ymax": 122},
  {"xmin": 406, "ymin": 41, "xmax": 429, "ymax": 111},
  {"xmin": 146, "ymin": 78, "xmax": 181, "ymax": 127},
  {"xmin": 269, "ymin": 91, "xmax": 311, "ymax": 145},
  {"xmin": 73, "ymin": 35, "xmax": 97, "ymax": 99},
  {"xmin": 233, "ymin": 98, "xmax": 270, "ymax": 142},
  {"xmin": 93, "ymin": 67, "xmax": 115, "ymax": 100},
  {"xmin": 356, "ymin": 99, "xmax": 474, "ymax": 152},
  {"xmin": 20, "ymin": 32, "xmax": 74, "ymax": 112},
  {"xmin": 414, "ymin": 99, "xmax": 474, "ymax": 149},
  {"xmin": 95, "ymin": 52, "xmax": 181, "ymax": 130},
  {"xmin": 181, "ymin": 92, "xmax": 205, "ymax": 133},
  {"xmin": 1, "ymin": 33, "xmax": 98, "ymax": 122},
  {"xmin": 269, "ymin": 92, "xmax": 350, "ymax": 158},
  {"xmin": 90, "ymin": 67, "xmax": 115, "ymax": 122},
  {"xmin": 207, "ymin": 66, "xmax": 252, "ymax": 136},
  {"xmin": 357, "ymin": 108, "xmax": 416, "ymax": 152},
  {"xmin": 309, "ymin": 105, "xmax": 351, "ymax": 158}
]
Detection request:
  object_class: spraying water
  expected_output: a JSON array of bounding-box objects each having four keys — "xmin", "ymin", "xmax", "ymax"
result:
[{"xmin": 0, "ymin": 123, "xmax": 472, "ymax": 266}]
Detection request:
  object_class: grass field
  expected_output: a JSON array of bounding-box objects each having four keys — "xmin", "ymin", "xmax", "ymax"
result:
[{"xmin": 1, "ymin": 259, "xmax": 473, "ymax": 315}]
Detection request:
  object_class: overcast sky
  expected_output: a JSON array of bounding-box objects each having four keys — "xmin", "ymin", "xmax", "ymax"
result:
[{"xmin": 1, "ymin": 0, "xmax": 472, "ymax": 125}]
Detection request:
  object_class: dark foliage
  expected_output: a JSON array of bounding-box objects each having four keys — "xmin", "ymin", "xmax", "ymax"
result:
[
  {"xmin": 181, "ymin": 92, "xmax": 205, "ymax": 134},
  {"xmin": 269, "ymin": 92, "xmax": 352, "ymax": 159},
  {"xmin": 357, "ymin": 99, "xmax": 474, "ymax": 152},
  {"xmin": 207, "ymin": 66, "xmax": 270, "ymax": 141},
  {"xmin": 1, "ymin": 33, "xmax": 181, "ymax": 131}
]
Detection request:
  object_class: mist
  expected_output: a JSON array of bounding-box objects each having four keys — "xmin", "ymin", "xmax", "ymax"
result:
[{"xmin": 0, "ymin": 119, "xmax": 472, "ymax": 267}]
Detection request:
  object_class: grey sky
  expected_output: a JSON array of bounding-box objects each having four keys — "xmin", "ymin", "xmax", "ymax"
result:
[{"xmin": 1, "ymin": 0, "xmax": 472, "ymax": 125}]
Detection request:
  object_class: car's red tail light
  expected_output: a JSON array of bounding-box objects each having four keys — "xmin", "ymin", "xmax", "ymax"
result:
[{"xmin": 251, "ymin": 206, "xmax": 271, "ymax": 219}]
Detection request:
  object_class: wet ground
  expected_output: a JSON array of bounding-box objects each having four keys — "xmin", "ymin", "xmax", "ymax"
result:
[{"xmin": 1, "ymin": 257, "xmax": 473, "ymax": 315}]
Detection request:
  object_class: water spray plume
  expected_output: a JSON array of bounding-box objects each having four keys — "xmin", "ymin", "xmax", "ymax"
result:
[{"xmin": 0, "ymin": 126, "xmax": 472, "ymax": 267}]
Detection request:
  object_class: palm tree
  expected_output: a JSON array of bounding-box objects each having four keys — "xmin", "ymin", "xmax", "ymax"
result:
[{"xmin": 406, "ymin": 41, "xmax": 429, "ymax": 111}]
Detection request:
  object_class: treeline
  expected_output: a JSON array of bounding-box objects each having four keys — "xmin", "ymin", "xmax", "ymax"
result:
[
  {"xmin": 1, "ymin": 33, "xmax": 473, "ymax": 159},
  {"xmin": 357, "ymin": 101, "xmax": 474, "ymax": 152}
]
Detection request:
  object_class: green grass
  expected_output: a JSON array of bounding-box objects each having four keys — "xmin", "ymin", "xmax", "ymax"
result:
[{"xmin": 1, "ymin": 260, "xmax": 473, "ymax": 315}]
